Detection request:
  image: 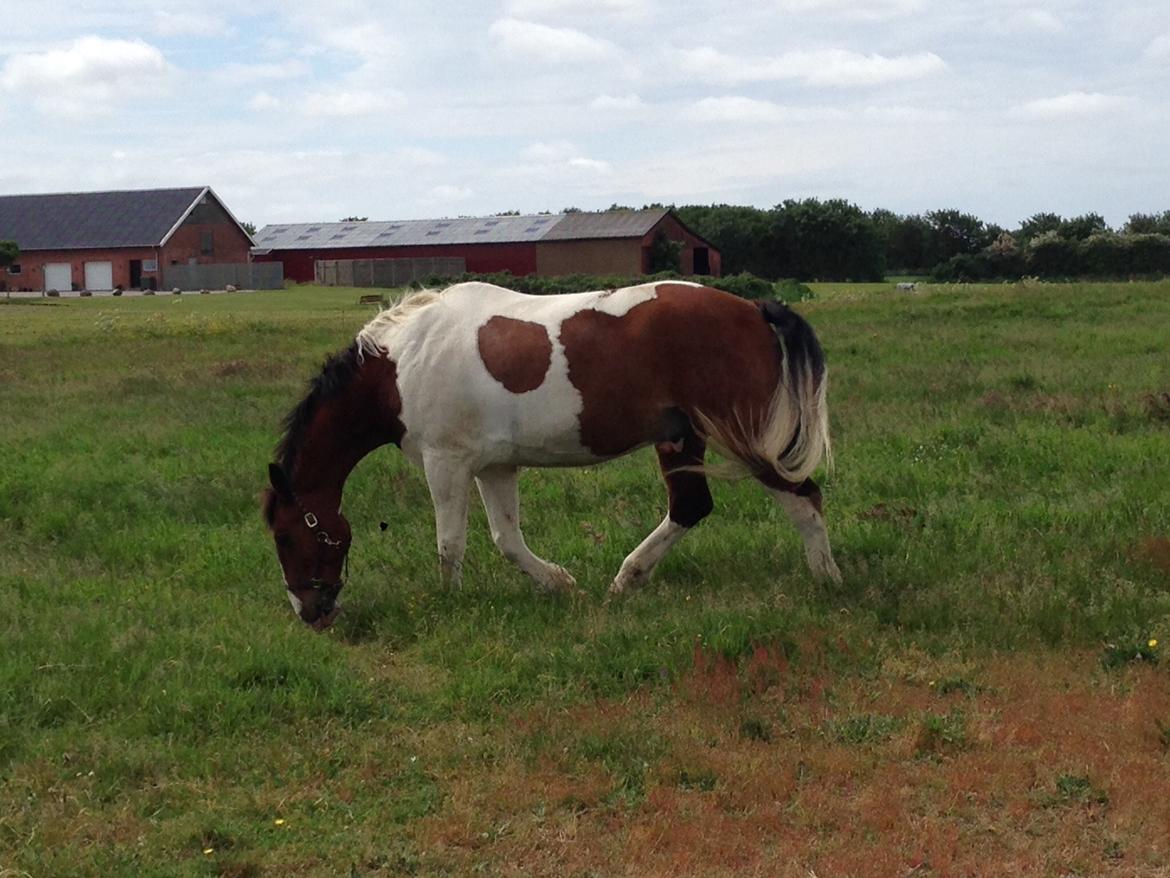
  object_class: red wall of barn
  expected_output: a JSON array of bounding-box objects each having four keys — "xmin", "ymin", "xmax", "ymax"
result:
[
  {"xmin": 640, "ymin": 214, "xmax": 722, "ymax": 277},
  {"xmin": 254, "ymin": 242, "xmax": 539, "ymax": 283},
  {"xmin": 2, "ymin": 246, "xmax": 161, "ymax": 292}
]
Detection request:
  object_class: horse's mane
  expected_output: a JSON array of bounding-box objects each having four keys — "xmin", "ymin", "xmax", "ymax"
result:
[
  {"xmin": 273, "ymin": 288, "xmax": 447, "ymax": 479},
  {"xmin": 355, "ymin": 287, "xmax": 446, "ymax": 359},
  {"xmin": 274, "ymin": 341, "xmax": 364, "ymax": 476}
]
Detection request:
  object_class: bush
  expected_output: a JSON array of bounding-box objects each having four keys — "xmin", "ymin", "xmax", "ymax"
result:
[{"xmin": 409, "ymin": 270, "xmax": 801, "ymax": 302}]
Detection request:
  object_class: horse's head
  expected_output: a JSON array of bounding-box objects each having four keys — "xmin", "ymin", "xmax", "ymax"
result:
[{"xmin": 263, "ymin": 463, "xmax": 351, "ymax": 631}]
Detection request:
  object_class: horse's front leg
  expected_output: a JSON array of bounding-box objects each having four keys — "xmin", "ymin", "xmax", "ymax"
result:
[
  {"xmin": 422, "ymin": 453, "xmax": 472, "ymax": 588},
  {"xmin": 475, "ymin": 466, "xmax": 576, "ymax": 594}
]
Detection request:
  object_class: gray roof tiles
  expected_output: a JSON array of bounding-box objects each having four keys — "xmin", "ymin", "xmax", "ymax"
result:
[
  {"xmin": 0, "ymin": 187, "xmax": 210, "ymax": 250},
  {"xmin": 252, "ymin": 208, "xmax": 671, "ymax": 251}
]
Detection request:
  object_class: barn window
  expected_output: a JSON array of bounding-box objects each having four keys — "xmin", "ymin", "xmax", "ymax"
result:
[
  {"xmin": 201, "ymin": 230, "xmax": 214, "ymax": 254},
  {"xmin": 7, "ymin": 263, "xmax": 20, "ymax": 275}
]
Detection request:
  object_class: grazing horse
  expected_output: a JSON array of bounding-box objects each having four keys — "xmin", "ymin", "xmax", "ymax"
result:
[{"xmin": 263, "ymin": 281, "xmax": 840, "ymax": 630}]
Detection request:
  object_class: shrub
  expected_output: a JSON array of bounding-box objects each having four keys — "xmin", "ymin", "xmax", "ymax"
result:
[{"xmin": 409, "ymin": 270, "xmax": 799, "ymax": 302}]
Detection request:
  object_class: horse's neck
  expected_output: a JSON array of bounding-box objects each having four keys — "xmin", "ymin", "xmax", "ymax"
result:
[{"xmin": 291, "ymin": 357, "xmax": 403, "ymax": 499}]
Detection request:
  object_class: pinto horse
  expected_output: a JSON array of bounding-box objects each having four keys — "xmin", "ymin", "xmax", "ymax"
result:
[{"xmin": 263, "ymin": 280, "xmax": 840, "ymax": 630}]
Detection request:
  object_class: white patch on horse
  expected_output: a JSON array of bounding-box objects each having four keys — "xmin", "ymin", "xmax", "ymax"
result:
[
  {"xmin": 609, "ymin": 517, "xmax": 689, "ymax": 594},
  {"xmin": 363, "ymin": 281, "xmax": 668, "ymax": 470},
  {"xmin": 287, "ymin": 589, "xmax": 303, "ymax": 616},
  {"xmin": 770, "ymin": 489, "xmax": 842, "ymax": 583}
]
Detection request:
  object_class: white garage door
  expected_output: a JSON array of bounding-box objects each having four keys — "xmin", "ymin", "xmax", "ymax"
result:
[
  {"xmin": 84, "ymin": 261, "xmax": 114, "ymax": 291},
  {"xmin": 44, "ymin": 263, "xmax": 71, "ymax": 292}
]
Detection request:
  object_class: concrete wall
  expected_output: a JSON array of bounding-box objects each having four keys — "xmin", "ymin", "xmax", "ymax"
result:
[{"xmin": 163, "ymin": 262, "xmax": 283, "ymax": 290}]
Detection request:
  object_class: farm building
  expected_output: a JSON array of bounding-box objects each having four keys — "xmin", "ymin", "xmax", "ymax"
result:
[
  {"xmin": 0, "ymin": 186, "xmax": 255, "ymax": 292},
  {"xmin": 251, "ymin": 208, "xmax": 721, "ymax": 283}
]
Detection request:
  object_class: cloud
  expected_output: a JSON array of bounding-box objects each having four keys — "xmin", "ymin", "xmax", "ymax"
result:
[
  {"xmin": 773, "ymin": 0, "xmax": 923, "ymax": 18},
  {"xmin": 589, "ymin": 93, "xmax": 645, "ymax": 111},
  {"xmin": 679, "ymin": 46, "xmax": 946, "ymax": 88},
  {"xmin": 302, "ymin": 89, "xmax": 405, "ymax": 117},
  {"xmin": 684, "ymin": 96, "xmax": 849, "ymax": 124},
  {"xmin": 685, "ymin": 96, "xmax": 788, "ymax": 123},
  {"xmin": 152, "ymin": 10, "xmax": 231, "ymax": 37},
  {"xmin": 506, "ymin": 0, "xmax": 653, "ymax": 20},
  {"xmin": 1144, "ymin": 32, "xmax": 1170, "ymax": 60},
  {"xmin": 567, "ymin": 157, "xmax": 612, "ymax": 173},
  {"xmin": 0, "ymin": 36, "xmax": 170, "ymax": 114},
  {"xmin": 217, "ymin": 60, "xmax": 310, "ymax": 83},
  {"xmin": 429, "ymin": 184, "xmax": 474, "ymax": 201},
  {"xmin": 1012, "ymin": 91, "xmax": 1137, "ymax": 120},
  {"xmin": 1000, "ymin": 8, "xmax": 1065, "ymax": 34},
  {"xmin": 248, "ymin": 91, "xmax": 282, "ymax": 112},
  {"xmin": 488, "ymin": 18, "xmax": 618, "ymax": 64}
]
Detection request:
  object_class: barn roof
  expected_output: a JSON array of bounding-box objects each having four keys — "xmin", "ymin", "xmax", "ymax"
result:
[
  {"xmin": 252, "ymin": 208, "xmax": 675, "ymax": 251},
  {"xmin": 0, "ymin": 186, "xmax": 233, "ymax": 250},
  {"xmin": 541, "ymin": 207, "xmax": 669, "ymax": 241}
]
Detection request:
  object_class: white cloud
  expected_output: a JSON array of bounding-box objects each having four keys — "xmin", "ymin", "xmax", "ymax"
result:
[
  {"xmin": 248, "ymin": 91, "xmax": 282, "ymax": 112},
  {"xmin": 589, "ymin": 93, "xmax": 644, "ymax": 110},
  {"xmin": 429, "ymin": 184, "xmax": 474, "ymax": 201},
  {"xmin": 684, "ymin": 96, "xmax": 849, "ymax": 124},
  {"xmin": 302, "ymin": 89, "xmax": 405, "ymax": 117},
  {"xmin": 685, "ymin": 96, "xmax": 787, "ymax": 123},
  {"xmin": 679, "ymin": 46, "xmax": 946, "ymax": 88},
  {"xmin": 774, "ymin": 0, "xmax": 923, "ymax": 18},
  {"xmin": 521, "ymin": 141, "xmax": 578, "ymax": 161},
  {"xmin": 506, "ymin": 0, "xmax": 653, "ymax": 20},
  {"xmin": 489, "ymin": 18, "xmax": 618, "ymax": 64},
  {"xmin": 1144, "ymin": 32, "xmax": 1170, "ymax": 60},
  {"xmin": 152, "ymin": 10, "xmax": 231, "ymax": 37},
  {"xmin": 567, "ymin": 157, "xmax": 612, "ymax": 173},
  {"xmin": 0, "ymin": 36, "xmax": 170, "ymax": 114},
  {"xmin": 1001, "ymin": 8, "xmax": 1065, "ymax": 34},
  {"xmin": 1012, "ymin": 91, "xmax": 1137, "ymax": 120},
  {"xmin": 218, "ymin": 60, "xmax": 310, "ymax": 83}
]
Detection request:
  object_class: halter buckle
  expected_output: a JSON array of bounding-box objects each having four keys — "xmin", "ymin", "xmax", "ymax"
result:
[{"xmin": 304, "ymin": 512, "xmax": 319, "ymax": 529}]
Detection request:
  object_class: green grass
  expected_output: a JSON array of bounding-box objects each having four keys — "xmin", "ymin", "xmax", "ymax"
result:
[{"xmin": 2, "ymin": 281, "xmax": 1170, "ymax": 875}]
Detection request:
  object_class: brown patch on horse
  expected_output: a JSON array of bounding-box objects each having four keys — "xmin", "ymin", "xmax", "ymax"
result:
[
  {"xmin": 560, "ymin": 284, "xmax": 781, "ymax": 457},
  {"xmin": 477, "ymin": 316, "xmax": 553, "ymax": 394}
]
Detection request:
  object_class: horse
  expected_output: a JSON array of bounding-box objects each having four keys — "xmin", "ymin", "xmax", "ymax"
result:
[{"xmin": 263, "ymin": 280, "xmax": 840, "ymax": 630}]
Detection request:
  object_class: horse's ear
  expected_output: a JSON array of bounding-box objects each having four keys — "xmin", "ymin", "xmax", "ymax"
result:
[{"xmin": 268, "ymin": 463, "xmax": 294, "ymax": 501}]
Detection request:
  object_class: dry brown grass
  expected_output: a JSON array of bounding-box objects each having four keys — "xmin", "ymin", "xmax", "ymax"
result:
[{"xmin": 411, "ymin": 650, "xmax": 1170, "ymax": 877}]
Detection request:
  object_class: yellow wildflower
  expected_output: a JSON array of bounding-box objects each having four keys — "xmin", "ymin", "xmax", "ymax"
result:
[{"xmin": 1149, "ymin": 639, "xmax": 1158, "ymax": 649}]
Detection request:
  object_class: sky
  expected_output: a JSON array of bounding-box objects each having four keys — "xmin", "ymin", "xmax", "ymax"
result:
[{"xmin": 1, "ymin": 0, "xmax": 1167, "ymax": 230}]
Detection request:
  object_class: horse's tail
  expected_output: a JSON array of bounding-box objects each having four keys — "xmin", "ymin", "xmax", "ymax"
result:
[{"xmin": 695, "ymin": 299, "xmax": 831, "ymax": 483}]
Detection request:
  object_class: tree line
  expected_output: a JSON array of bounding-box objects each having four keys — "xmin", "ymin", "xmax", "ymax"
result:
[{"xmin": 658, "ymin": 201, "xmax": 1170, "ymax": 282}]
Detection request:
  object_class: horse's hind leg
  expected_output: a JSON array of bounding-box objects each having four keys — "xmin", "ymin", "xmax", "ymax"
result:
[
  {"xmin": 476, "ymin": 467, "xmax": 577, "ymax": 593},
  {"xmin": 763, "ymin": 477, "xmax": 842, "ymax": 583},
  {"xmin": 609, "ymin": 433, "xmax": 712, "ymax": 595}
]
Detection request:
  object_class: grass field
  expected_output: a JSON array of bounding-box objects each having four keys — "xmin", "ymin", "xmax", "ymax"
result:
[{"xmin": 2, "ymin": 280, "xmax": 1170, "ymax": 876}]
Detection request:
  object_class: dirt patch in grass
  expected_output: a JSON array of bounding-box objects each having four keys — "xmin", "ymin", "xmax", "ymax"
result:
[{"xmin": 413, "ymin": 651, "xmax": 1170, "ymax": 877}]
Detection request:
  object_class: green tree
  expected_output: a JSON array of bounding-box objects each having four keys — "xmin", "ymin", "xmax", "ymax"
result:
[
  {"xmin": 770, "ymin": 198, "xmax": 885, "ymax": 281},
  {"xmin": 924, "ymin": 209, "xmax": 993, "ymax": 264},
  {"xmin": 1017, "ymin": 212, "xmax": 1064, "ymax": 243},
  {"xmin": 646, "ymin": 230, "xmax": 684, "ymax": 273},
  {"xmin": 0, "ymin": 240, "xmax": 18, "ymax": 270},
  {"xmin": 1060, "ymin": 213, "xmax": 1108, "ymax": 240}
]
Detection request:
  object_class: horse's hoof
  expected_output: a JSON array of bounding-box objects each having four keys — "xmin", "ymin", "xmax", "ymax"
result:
[{"xmin": 536, "ymin": 564, "xmax": 577, "ymax": 594}]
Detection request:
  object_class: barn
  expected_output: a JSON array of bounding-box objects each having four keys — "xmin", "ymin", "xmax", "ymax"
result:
[
  {"xmin": 0, "ymin": 186, "xmax": 254, "ymax": 292},
  {"xmin": 251, "ymin": 207, "xmax": 721, "ymax": 283}
]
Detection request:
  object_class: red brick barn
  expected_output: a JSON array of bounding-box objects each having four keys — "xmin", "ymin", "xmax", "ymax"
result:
[
  {"xmin": 0, "ymin": 186, "xmax": 254, "ymax": 292},
  {"xmin": 252, "ymin": 208, "xmax": 720, "ymax": 283}
]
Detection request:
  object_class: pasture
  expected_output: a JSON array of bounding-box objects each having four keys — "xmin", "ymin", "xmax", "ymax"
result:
[{"xmin": 2, "ymin": 280, "xmax": 1169, "ymax": 876}]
